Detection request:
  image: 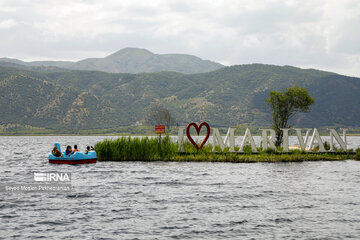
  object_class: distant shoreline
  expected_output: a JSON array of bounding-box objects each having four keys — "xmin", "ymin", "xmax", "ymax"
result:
[{"xmin": 1, "ymin": 133, "xmax": 360, "ymax": 136}]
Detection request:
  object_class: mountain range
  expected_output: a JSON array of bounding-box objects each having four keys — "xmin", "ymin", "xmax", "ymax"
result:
[
  {"xmin": 0, "ymin": 48, "xmax": 223, "ymax": 74},
  {"xmin": 0, "ymin": 52, "xmax": 359, "ymax": 131}
]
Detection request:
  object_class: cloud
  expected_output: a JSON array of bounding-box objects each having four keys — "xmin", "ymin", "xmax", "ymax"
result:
[
  {"xmin": 0, "ymin": 0, "xmax": 359, "ymax": 77},
  {"xmin": 0, "ymin": 19, "xmax": 16, "ymax": 29}
]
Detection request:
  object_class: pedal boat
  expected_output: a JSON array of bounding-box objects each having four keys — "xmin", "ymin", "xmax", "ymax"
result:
[{"xmin": 49, "ymin": 143, "xmax": 97, "ymax": 164}]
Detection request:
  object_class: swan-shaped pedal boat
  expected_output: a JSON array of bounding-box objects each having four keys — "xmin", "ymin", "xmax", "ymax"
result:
[{"xmin": 49, "ymin": 143, "xmax": 97, "ymax": 164}]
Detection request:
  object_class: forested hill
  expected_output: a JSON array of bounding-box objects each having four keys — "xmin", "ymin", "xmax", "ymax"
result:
[
  {"xmin": 0, "ymin": 64, "xmax": 359, "ymax": 130},
  {"xmin": 0, "ymin": 48, "xmax": 223, "ymax": 74}
]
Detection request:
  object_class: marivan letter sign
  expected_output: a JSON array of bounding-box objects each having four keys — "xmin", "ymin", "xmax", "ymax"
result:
[{"xmin": 178, "ymin": 122, "xmax": 348, "ymax": 153}]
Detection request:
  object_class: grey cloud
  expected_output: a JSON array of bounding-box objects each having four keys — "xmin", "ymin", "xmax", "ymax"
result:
[
  {"xmin": 332, "ymin": 16, "xmax": 360, "ymax": 54},
  {"xmin": 0, "ymin": 0, "xmax": 359, "ymax": 77}
]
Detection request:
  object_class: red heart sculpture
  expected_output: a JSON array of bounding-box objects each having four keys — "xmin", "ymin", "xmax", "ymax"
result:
[{"xmin": 186, "ymin": 122, "xmax": 211, "ymax": 150}]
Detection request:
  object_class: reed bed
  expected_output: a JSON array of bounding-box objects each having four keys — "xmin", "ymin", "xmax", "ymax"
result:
[{"xmin": 95, "ymin": 135, "xmax": 177, "ymax": 161}]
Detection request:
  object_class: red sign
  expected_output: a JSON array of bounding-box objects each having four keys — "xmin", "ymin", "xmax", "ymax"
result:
[{"xmin": 155, "ymin": 125, "xmax": 165, "ymax": 134}]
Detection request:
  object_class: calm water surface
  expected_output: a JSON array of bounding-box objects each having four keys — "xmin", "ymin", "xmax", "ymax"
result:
[{"xmin": 0, "ymin": 136, "xmax": 359, "ymax": 239}]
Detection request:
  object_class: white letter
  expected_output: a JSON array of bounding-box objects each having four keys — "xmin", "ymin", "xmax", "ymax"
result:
[
  {"xmin": 239, "ymin": 128, "xmax": 258, "ymax": 153},
  {"xmin": 212, "ymin": 128, "xmax": 235, "ymax": 152},
  {"xmin": 328, "ymin": 129, "xmax": 347, "ymax": 151},
  {"xmin": 340, "ymin": 128, "xmax": 348, "ymax": 147},
  {"xmin": 293, "ymin": 128, "xmax": 312, "ymax": 151},
  {"xmin": 281, "ymin": 128, "xmax": 290, "ymax": 152},
  {"xmin": 177, "ymin": 127, "xmax": 185, "ymax": 152},
  {"xmin": 309, "ymin": 128, "xmax": 326, "ymax": 152},
  {"xmin": 49, "ymin": 173, "xmax": 56, "ymax": 181},
  {"xmin": 260, "ymin": 129, "xmax": 276, "ymax": 151},
  {"xmin": 63, "ymin": 173, "xmax": 70, "ymax": 182}
]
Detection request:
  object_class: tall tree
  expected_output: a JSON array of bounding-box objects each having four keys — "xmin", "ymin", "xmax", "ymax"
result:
[
  {"xmin": 266, "ymin": 86, "xmax": 315, "ymax": 146},
  {"xmin": 145, "ymin": 105, "xmax": 175, "ymax": 133}
]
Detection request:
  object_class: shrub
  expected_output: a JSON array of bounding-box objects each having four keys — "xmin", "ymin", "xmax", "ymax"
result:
[
  {"xmin": 356, "ymin": 148, "xmax": 360, "ymax": 160},
  {"xmin": 242, "ymin": 145, "xmax": 252, "ymax": 154},
  {"xmin": 95, "ymin": 135, "xmax": 177, "ymax": 161}
]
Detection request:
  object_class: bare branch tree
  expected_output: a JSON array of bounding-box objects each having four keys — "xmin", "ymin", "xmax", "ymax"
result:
[{"xmin": 145, "ymin": 105, "xmax": 175, "ymax": 132}]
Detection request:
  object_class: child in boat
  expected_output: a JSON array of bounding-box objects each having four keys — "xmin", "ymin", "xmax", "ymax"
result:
[
  {"xmin": 84, "ymin": 146, "xmax": 91, "ymax": 154},
  {"xmin": 52, "ymin": 146, "xmax": 63, "ymax": 157},
  {"xmin": 73, "ymin": 145, "xmax": 80, "ymax": 153},
  {"xmin": 65, "ymin": 145, "xmax": 72, "ymax": 155}
]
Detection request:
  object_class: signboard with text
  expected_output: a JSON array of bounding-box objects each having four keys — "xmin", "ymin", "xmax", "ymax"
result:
[
  {"xmin": 177, "ymin": 122, "xmax": 349, "ymax": 153},
  {"xmin": 155, "ymin": 125, "xmax": 165, "ymax": 134}
]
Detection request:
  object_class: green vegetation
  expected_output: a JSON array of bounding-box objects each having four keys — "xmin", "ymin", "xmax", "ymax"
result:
[
  {"xmin": 1, "ymin": 62, "xmax": 360, "ymax": 131},
  {"xmin": 95, "ymin": 135, "xmax": 177, "ymax": 161},
  {"xmin": 95, "ymin": 136, "xmax": 358, "ymax": 162},
  {"xmin": 356, "ymin": 148, "xmax": 360, "ymax": 160},
  {"xmin": 266, "ymin": 86, "xmax": 315, "ymax": 146},
  {"xmin": 172, "ymin": 152, "xmax": 355, "ymax": 163}
]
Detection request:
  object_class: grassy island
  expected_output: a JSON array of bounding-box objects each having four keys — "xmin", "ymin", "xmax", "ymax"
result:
[{"xmin": 94, "ymin": 136, "xmax": 360, "ymax": 162}]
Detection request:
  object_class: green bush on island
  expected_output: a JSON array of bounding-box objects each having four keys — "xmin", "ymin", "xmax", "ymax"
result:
[
  {"xmin": 95, "ymin": 135, "xmax": 177, "ymax": 161},
  {"xmin": 95, "ymin": 136, "xmax": 358, "ymax": 162},
  {"xmin": 356, "ymin": 148, "xmax": 360, "ymax": 160}
]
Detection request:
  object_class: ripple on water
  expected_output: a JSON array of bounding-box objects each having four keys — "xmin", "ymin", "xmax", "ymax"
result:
[
  {"xmin": 36, "ymin": 220, "xmax": 73, "ymax": 226},
  {"xmin": 65, "ymin": 193, "xmax": 92, "ymax": 199}
]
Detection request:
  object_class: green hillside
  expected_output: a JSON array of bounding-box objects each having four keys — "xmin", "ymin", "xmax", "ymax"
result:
[
  {"xmin": 0, "ymin": 69, "xmax": 122, "ymax": 129},
  {"xmin": 0, "ymin": 64, "xmax": 359, "ymax": 131},
  {"xmin": 0, "ymin": 48, "xmax": 223, "ymax": 74}
]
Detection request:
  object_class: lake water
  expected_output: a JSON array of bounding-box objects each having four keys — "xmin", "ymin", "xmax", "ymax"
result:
[{"xmin": 0, "ymin": 136, "xmax": 359, "ymax": 239}]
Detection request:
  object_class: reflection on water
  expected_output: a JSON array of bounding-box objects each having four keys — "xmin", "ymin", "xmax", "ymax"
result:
[{"xmin": 0, "ymin": 136, "xmax": 359, "ymax": 239}]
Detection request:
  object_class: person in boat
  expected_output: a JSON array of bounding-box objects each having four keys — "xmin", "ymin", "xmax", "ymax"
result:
[
  {"xmin": 52, "ymin": 146, "xmax": 63, "ymax": 157},
  {"xmin": 65, "ymin": 145, "xmax": 72, "ymax": 156},
  {"xmin": 73, "ymin": 145, "xmax": 80, "ymax": 153},
  {"xmin": 85, "ymin": 146, "xmax": 91, "ymax": 154}
]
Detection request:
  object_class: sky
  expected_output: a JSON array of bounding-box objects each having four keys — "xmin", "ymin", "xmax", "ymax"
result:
[{"xmin": 1, "ymin": 0, "xmax": 360, "ymax": 77}]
